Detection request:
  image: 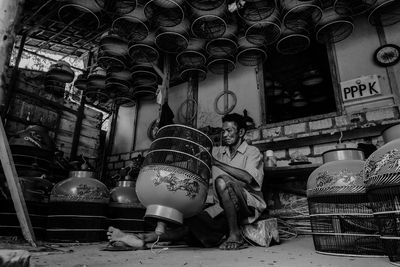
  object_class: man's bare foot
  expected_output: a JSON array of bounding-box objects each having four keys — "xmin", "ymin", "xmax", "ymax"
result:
[
  {"xmin": 107, "ymin": 226, "xmax": 145, "ymax": 249},
  {"xmin": 219, "ymin": 235, "xmax": 248, "ymax": 250}
]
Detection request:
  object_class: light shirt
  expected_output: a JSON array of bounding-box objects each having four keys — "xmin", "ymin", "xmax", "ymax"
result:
[{"xmin": 205, "ymin": 141, "xmax": 266, "ymax": 224}]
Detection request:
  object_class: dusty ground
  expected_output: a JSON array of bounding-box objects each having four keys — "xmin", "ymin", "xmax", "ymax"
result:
[{"xmin": 1, "ymin": 236, "xmax": 394, "ymax": 267}]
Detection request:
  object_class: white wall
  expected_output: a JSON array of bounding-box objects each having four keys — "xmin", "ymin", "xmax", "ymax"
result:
[
  {"xmin": 112, "ymin": 106, "xmax": 135, "ymax": 154},
  {"xmin": 197, "ymin": 64, "xmax": 261, "ymax": 128},
  {"xmin": 134, "ymin": 99, "xmax": 159, "ymax": 150},
  {"xmin": 334, "ymin": 15, "xmax": 396, "ymax": 112}
]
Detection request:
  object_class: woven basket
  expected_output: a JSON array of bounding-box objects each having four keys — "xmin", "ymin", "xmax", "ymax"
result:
[
  {"xmin": 155, "ymin": 19, "xmax": 190, "ymax": 53},
  {"xmin": 58, "ymin": 0, "xmax": 102, "ymax": 30},
  {"xmin": 280, "ymin": 0, "xmax": 322, "ymax": 32},
  {"xmin": 191, "ymin": 1, "xmax": 228, "ymax": 39},
  {"xmin": 276, "ymin": 24, "xmax": 310, "ymax": 55},
  {"xmin": 112, "ymin": 6, "xmax": 149, "ymax": 42},
  {"xmin": 180, "ymin": 65, "xmax": 207, "ymax": 82},
  {"xmin": 205, "ymin": 22, "xmax": 238, "ymax": 57},
  {"xmin": 99, "ymin": 31, "xmax": 129, "ymax": 57},
  {"xmin": 206, "ymin": 56, "xmax": 236, "ymax": 75},
  {"xmin": 334, "ymin": 0, "xmax": 377, "ymax": 16},
  {"xmin": 236, "ymin": 36, "xmax": 267, "ymax": 66},
  {"xmin": 176, "ymin": 38, "xmax": 207, "ymax": 68},
  {"xmin": 245, "ymin": 9, "xmax": 281, "ymax": 46},
  {"xmin": 130, "ymin": 63, "xmax": 159, "ymax": 87},
  {"xmin": 368, "ymin": 0, "xmax": 400, "ymax": 27},
  {"xmin": 315, "ymin": 7, "xmax": 354, "ymax": 44},
  {"xmin": 144, "ymin": 0, "xmax": 184, "ymax": 27},
  {"xmin": 237, "ymin": 0, "xmax": 276, "ymax": 23},
  {"xmin": 186, "ymin": 0, "xmax": 225, "ymax": 11},
  {"xmin": 128, "ymin": 32, "xmax": 160, "ymax": 64}
]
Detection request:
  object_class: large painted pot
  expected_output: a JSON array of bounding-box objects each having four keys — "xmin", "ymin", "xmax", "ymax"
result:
[
  {"xmin": 47, "ymin": 171, "xmax": 109, "ymax": 242},
  {"xmin": 136, "ymin": 124, "xmax": 212, "ymax": 225},
  {"xmin": 364, "ymin": 123, "xmax": 400, "ymax": 263},
  {"xmin": 307, "ymin": 148, "xmax": 384, "ymax": 256}
]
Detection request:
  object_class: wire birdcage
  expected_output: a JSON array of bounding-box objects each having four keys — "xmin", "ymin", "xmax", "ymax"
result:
[
  {"xmin": 44, "ymin": 79, "xmax": 66, "ymax": 96},
  {"xmin": 87, "ymin": 65, "xmax": 106, "ymax": 91},
  {"xmin": 74, "ymin": 73, "xmax": 88, "ymax": 91},
  {"xmin": 113, "ymin": 95, "xmax": 136, "ymax": 107},
  {"xmin": 206, "ymin": 56, "xmax": 236, "ymax": 75},
  {"xmin": 176, "ymin": 38, "xmax": 206, "ymax": 67},
  {"xmin": 132, "ymin": 84, "xmax": 157, "ymax": 99},
  {"xmin": 58, "ymin": 2, "xmax": 102, "ymax": 30},
  {"xmin": 97, "ymin": 50, "xmax": 127, "ymax": 72},
  {"xmin": 334, "ymin": 0, "xmax": 377, "ymax": 16},
  {"xmin": 206, "ymin": 22, "xmax": 238, "ymax": 57},
  {"xmin": 180, "ymin": 65, "xmax": 207, "ymax": 82},
  {"xmin": 237, "ymin": 0, "xmax": 276, "ymax": 23},
  {"xmin": 191, "ymin": 1, "xmax": 228, "ymax": 39},
  {"xmin": 307, "ymin": 149, "xmax": 385, "ymax": 257},
  {"xmin": 316, "ymin": 7, "xmax": 354, "ymax": 44},
  {"xmin": 112, "ymin": 6, "xmax": 150, "ymax": 42},
  {"xmin": 186, "ymin": 0, "xmax": 225, "ymax": 11},
  {"xmin": 130, "ymin": 63, "xmax": 159, "ymax": 87},
  {"xmin": 105, "ymin": 69, "xmax": 132, "ymax": 95},
  {"xmin": 236, "ymin": 36, "xmax": 267, "ymax": 66},
  {"xmin": 102, "ymin": 0, "xmax": 137, "ymax": 16},
  {"xmin": 280, "ymin": 0, "xmax": 323, "ymax": 32},
  {"xmin": 99, "ymin": 31, "xmax": 129, "ymax": 57},
  {"xmin": 245, "ymin": 9, "xmax": 281, "ymax": 46},
  {"xmin": 276, "ymin": 24, "xmax": 310, "ymax": 55},
  {"xmin": 368, "ymin": 0, "xmax": 400, "ymax": 27},
  {"xmin": 155, "ymin": 19, "xmax": 190, "ymax": 53},
  {"xmin": 144, "ymin": 0, "xmax": 185, "ymax": 27},
  {"xmin": 128, "ymin": 32, "xmax": 160, "ymax": 64}
]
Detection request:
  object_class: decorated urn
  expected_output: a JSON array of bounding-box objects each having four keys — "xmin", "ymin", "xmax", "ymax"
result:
[
  {"xmin": 307, "ymin": 146, "xmax": 383, "ymax": 256},
  {"xmin": 50, "ymin": 170, "xmax": 109, "ymax": 203},
  {"xmin": 135, "ymin": 124, "xmax": 213, "ymax": 228},
  {"xmin": 364, "ymin": 123, "xmax": 400, "ymax": 262},
  {"xmin": 307, "ymin": 147, "xmax": 366, "ymax": 196}
]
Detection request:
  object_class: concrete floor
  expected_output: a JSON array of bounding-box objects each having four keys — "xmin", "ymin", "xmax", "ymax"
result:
[{"xmin": 27, "ymin": 236, "xmax": 394, "ymax": 267}]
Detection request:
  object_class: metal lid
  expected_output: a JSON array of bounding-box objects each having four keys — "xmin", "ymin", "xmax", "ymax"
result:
[{"xmin": 322, "ymin": 148, "xmax": 365, "ymax": 163}]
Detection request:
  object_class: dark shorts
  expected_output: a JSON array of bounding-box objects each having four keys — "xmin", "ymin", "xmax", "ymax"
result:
[{"xmin": 184, "ymin": 175, "xmax": 255, "ymax": 248}]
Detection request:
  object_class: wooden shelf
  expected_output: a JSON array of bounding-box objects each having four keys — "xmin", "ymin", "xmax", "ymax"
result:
[{"xmin": 264, "ymin": 163, "xmax": 320, "ymax": 184}]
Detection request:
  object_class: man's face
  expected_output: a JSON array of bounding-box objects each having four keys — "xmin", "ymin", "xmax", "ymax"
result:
[{"xmin": 222, "ymin": 121, "xmax": 243, "ymax": 147}]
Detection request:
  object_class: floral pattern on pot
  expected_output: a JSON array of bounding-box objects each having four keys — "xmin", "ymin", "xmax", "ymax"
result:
[
  {"xmin": 365, "ymin": 149, "xmax": 400, "ymax": 179},
  {"xmin": 315, "ymin": 169, "xmax": 362, "ymax": 188},
  {"xmin": 153, "ymin": 169, "xmax": 199, "ymax": 199}
]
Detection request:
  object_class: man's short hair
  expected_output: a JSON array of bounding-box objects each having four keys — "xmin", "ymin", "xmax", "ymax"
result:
[{"xmin": 222, "ymin": 113, "xmax": 247, "ymax": 132}]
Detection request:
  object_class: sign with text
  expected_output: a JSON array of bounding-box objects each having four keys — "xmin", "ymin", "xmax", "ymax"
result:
[{"xmin": 340, "ymin": 75, "xmax": 381, "ymax": 102}]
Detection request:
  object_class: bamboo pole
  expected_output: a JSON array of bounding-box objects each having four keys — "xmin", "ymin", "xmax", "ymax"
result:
[{"xmin": 0, "ymin": 0, "xmax": 25, "ymax": 115}]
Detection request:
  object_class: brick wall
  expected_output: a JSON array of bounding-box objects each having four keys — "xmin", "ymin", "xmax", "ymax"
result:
[
  {"xmin": 106, "ymin": 106, "xmax": 400, "ymax": 174},
  {"xmin": 244, "ymin": 106, "xmax": 399, "ymax": 165}
]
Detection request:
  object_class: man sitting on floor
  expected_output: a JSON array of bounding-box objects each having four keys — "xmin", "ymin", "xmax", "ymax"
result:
[{"xmin": 107, "ymin": 113, "xmax": 266, "ymax": 250}]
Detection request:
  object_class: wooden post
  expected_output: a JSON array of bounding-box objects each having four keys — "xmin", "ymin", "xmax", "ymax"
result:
[
  {"xmin": 69, "ymin": 96, "xmax": 86, "ymax": 160},
  {"xmin": 0, "ymin": 118, "xmax": 36, "ymax": 247},
  {"xmin": 131, "ymin": 100, "xmax": 139, "ymax": 151},
  {"xmin": 0, "ymin": 0, "xmax": 26, "ymax": 117},
  {"xmin": 100, "ymin": 104, "xmax": 119, "ymax": 181},
  {"xmin": 3, "ymin": 32, "xmax": 27, "ymax": 121}
]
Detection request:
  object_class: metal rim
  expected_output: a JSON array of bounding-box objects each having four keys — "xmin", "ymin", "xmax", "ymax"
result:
[
  {"xmin": 131, "ymin": 70, "xmax": 158, "ymax": 85},
  {"xmin": 180, "ymin": 67, "xmax": 207, "ymax": 81},
  {"xmin": 207, "ymin": 57, "xmax": 236, "ymax": 74},
  {"xmin": 144, "ymin": 0, "xmax": 185, "ymax": 27},
  {"xmin": 214, "ymin": 90, "xmax": 237, "ymax": 115},
  {"xmin": 276, "ymin": 34, "xmax": 311, "ymax": 55},
  {"xmin": 368, "ymin": 0, "xmax": 400, "ymax": 26},
  {"xmin": 205, "ymin": 37, "xmax": 238, "ymax": 57},
  {"xmin": 191, "ymin": 15, "xmax": 227, "ymax": 39},
  {"xmin": 236, "ymin": 47, "xmax": 267, "ymax": 66},
  {"xmin": 112, "ymin": 16, "xmax": 149, "ymax": 41},
  {"xmin": 146, "ymin": 149, "xmax": 212, "ymax": 176},
  {"xmin": 153, "ymin": 136, "xmax": 210, "ymax": 158},
  {"xmin": 245, "ymin": 21, "xmax": 282, "ymax": 45},
  {"xmin": 316, "ymin": 19, "xmax": 354, "ymax": 43},
  {"xmin": 237, "ymin": 1, "xmax": 276, "ymax": 22},
  {"xmin": 128, "ymin": 44, "xmax": 160, "ymax": 63},
  {"xmin": 282, "ymin": 4, "xmax": 323, "ymax": 28},
  {"xmin": 155, "ymin": 32, "xmax": 189, "ymax": 53},
  {"xmin": 156, "ymin": 124, "xmax": 213, "ymax": 146},
  {"xmin": 58, "ymin": 4, "xmax": 100, "ymax": 30},
  {"xmin": 176, "ymin": 50, "xmax": 207, "ymax": 66}
]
